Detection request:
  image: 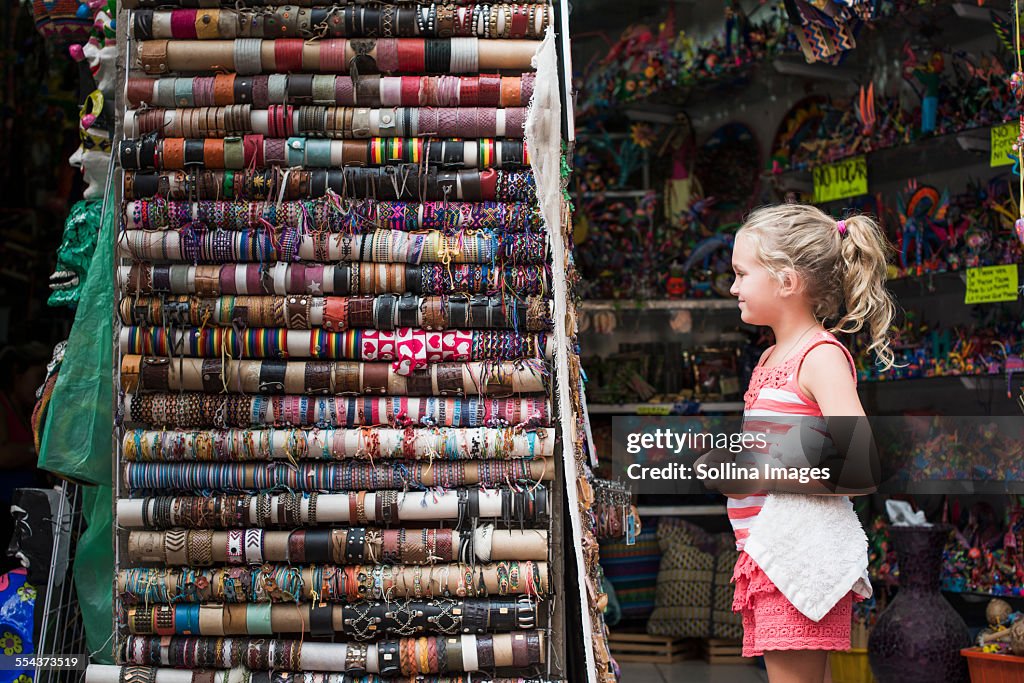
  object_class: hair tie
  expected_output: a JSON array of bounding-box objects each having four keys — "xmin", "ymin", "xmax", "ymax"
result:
[{"xmin": 836, "ymin": 219, "xmax": 848, "ymax": 237}]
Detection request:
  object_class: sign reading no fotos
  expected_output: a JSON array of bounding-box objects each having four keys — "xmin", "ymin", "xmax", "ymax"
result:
[
  {"xmin": 965, "ymin": 265, "xmax": 1019, "ymax": 304},
  {"xmin": 812, "ymin": 156, "xmax": 868, "ymax": 204},
  {"xmin": 991, "ymin": 123, "xmax": 1018, "ymax": 168}
]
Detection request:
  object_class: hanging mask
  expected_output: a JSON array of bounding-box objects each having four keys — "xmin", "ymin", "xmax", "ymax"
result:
[{"xmin": 48, "ymin": 199, "xmax": 103, "ymax": 307}]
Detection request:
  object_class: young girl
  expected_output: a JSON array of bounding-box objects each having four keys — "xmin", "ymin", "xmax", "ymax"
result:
[{"xmin": 727, "ymin": 204, "xmax": 896, "ymax": 683}]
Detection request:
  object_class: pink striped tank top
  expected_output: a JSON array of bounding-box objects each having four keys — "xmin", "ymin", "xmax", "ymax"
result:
[{"xmin": 728, "ymin": 330, "xmax": 857, "ymax": 551}]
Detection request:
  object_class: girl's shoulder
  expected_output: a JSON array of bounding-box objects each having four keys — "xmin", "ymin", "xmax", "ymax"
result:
[
  {"xmin": 797, "ymin": 331, "xmax": 858, "ymax": 385},
  {"xmin": 800, "ymin": 331, "xmax": 853, "ymax": 361}
]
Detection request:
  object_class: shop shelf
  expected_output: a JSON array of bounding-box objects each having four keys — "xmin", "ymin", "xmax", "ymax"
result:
[{"xmin": 770, "ymin": 124, "xmax": 996, "ymax": 189}]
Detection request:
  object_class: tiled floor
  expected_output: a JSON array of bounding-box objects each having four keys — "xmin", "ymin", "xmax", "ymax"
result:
[{"xmin": 619, "ymin": 661, "xmax": 768, "ymax": 683}]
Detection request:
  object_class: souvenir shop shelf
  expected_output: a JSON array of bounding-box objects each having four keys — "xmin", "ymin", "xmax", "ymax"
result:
[
  {"xmin": 769, "ymin": 124, "xmax": 1000, "ymax": 184},
  {"xmin": 577, "ymin": 0, "xmax": 970, "ymax": 116},
  {"xmin": 99, "ymin": 2, "xmax": 620, "ymax": 683}
]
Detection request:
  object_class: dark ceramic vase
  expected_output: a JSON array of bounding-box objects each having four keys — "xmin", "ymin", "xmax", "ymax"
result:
[{"xmin": 867, "ymin": 524, "xmax": 970, "ymax": 683}]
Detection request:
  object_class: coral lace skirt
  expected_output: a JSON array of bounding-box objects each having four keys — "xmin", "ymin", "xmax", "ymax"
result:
[{"xmin": 732, "ymin": 551, "xmax": 855, "ymax": 658}]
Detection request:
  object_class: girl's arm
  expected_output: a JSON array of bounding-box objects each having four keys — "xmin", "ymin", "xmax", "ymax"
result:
[
  {"xmin": 799, "ymin": 344, "xmax": 865, "ymax": 417},
  {"xmin": 799, "ymin": 344, "xmax": 879, "ymax": 496}
]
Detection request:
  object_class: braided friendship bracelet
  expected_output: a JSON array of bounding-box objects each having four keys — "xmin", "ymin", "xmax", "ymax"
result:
[
  {"xmin": 119, "ymin": 262, "xmax": 552, "ymax": 297},
  {"xmin": 123, "ymin": 393, "xmax": 552, "ymax": 429},
  {"xmin": 121, "ymin": 459, "xmax": 553, "ymax": 492},
  {"xmin": 120, "ymin": 426, "xmax": 554, "ymax": 462},
  {"xmin": 123, "ymin": 198, "xmax": 543, "ymax": 233}
]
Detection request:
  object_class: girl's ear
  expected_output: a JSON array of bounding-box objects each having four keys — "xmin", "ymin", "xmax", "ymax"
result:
[{"xmin": 778, "ymin": 268, "xmax": 802, "ymax": 297}]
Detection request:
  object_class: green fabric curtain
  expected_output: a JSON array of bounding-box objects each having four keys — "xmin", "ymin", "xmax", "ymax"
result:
[{"xmin": 37, "ymin": 186, "xmax": 114, "ymax": 663}]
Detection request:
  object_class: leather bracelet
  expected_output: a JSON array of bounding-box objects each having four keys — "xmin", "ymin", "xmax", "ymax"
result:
[
  {"xmin": 183, "ymin": 138, "xmax": 205, "ymax": 165},
  {"xmin": 139, "ymin": 40, "xmax": 169, "ymax": 75},
  {"xmin": 445, "ymin": 637, "xmax": 463, "ymax": 672},
  {"xmin": 347, "ymin": 296, "xmax": 374, "ymax": 327},
  {"xmin": 289, "ymin": 73, "xmax": 315, "ymax": 104},
  {"xmin": 447, "ymin": 295, "xmax": 469, "ymax": 328},
  {"xmin": 304, "ymin": 529, "xmax": 332, "ymax": 563},
  {"xmin": 323, "ymin": 297, "xmax": 348, "ymax": 331},
  {"xmin": 396, "ymin": 293, "xmax": 419, "ymax": 328},
  {"xmin": 223, "ymin": 136, "xmax": 245, "ymax": 169},
  {"xmin": 285, "ymin": 294, "xmax": 311, "ymax": 329},
  {"xmin": 490, "ymin": 597, "xmax": 518, "ymax": 631},
  {"xmin": 199, "ymin": 359, "xmax": 222, "ymax": 394},
  {"xmin": 469, "ymin": 295, "xmax": 490, "ymax": 328},
  {"xmin": 304, "ymin": 361, "xmax": 332, "ymax": 395},
  {"xmin": 355, "ymin": 490, "xmax": 369, "ymax": 524},
  {"xmin": 374, "ymin": 293, "xmax": 397, "ymax": 331},
  {"xmin": 526, "ymin": 630, "xmax": 541, "ymax": 666},
  {"xmin": 204, "ymin": 138, "xmax": 226, "ymax": 168},
  {"xmin": 133, "ymin": 10, "xmax": 154, "ymax": 40},
  {"xmin": 345, "ymin": 642, "xmax": 367, "ymax": 673},
  {"xmin": 436, "ymin": 364, "xmax": 464, "ymax": 397},
  {"xmin": 383, "ymin": 489, "xmax": 398, "ymax": 525},
  {"xmin": 511, "ymin": 632, "xmax": 529, "ymax": 667},
  {"xmin": 153, "ymin": 605, "xmax": 175, "ymax": 636},
  {"xmin": 310, "ymin": 602, "xmax": 333, "ymax": 637},
  {"xmin": 195, "ymin": 9, "xmax": 219, "ymax": 38},
  {"xmin": 246, "ymin": 602, "xmax": 273, "ymax": 635},
  {"xmin": 287, "ymin": 529, "xmax": 304, "ymax": 563},
  {"xmin": 381, "ymin": 528, "xmax": 401, "ymax": 563},
  {"xmin": 463, "ymin": 600, "xmax": 489, "ymax": 633},
  {"xmin": 378, "ymin": 640, "xmax": 401, "ymax": 677},
  {"xmin": 401, "ymin": 368, "xmax": 428, "ymax": 396},
  {"xmin": 140, "ymin": 357, "xmax": 170, "ymax": 391},
  {"xmin": 478, "ymin": 634, "xmax": 495, "ymax": 669},
  {"xmin": 335, "ymin": 362, "xmax": 360, "ymax": 395},
  {"xmin": 344, "ymin": 527, "xmax": 366, "ymax": 563},
  {"xmin": 258, "ymin": 360, "xmax": 287, "ymax": 393}
]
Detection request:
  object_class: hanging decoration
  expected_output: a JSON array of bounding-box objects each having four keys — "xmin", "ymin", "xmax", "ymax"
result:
[{"xmin": 1011, "ymin": 1, "xmax": 1024, "ymax": 245}]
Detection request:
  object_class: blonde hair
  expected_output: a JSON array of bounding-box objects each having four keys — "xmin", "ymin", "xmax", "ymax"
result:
[{"xmin": 738, "ymin": 204, "xmax": 897, "ymax": 370}]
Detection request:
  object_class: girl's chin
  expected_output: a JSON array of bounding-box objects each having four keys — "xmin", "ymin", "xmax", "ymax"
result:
[{"xmin": 738, "ymin": 307, "xmax": 760, "ymax": 325}]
